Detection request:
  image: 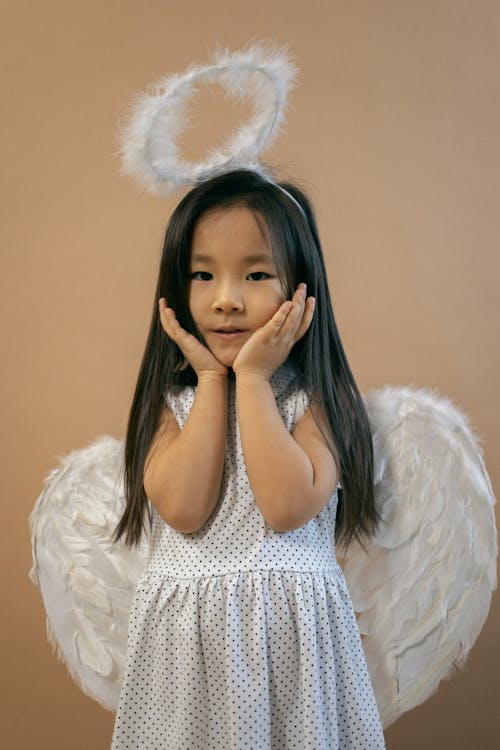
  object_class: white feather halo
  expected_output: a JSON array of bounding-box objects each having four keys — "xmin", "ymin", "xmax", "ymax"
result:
[{"xmin": 117, "ymin": 42, "xmax": 298, "ymax": 196}]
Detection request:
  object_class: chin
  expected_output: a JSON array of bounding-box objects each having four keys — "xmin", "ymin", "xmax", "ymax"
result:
[
  {"xmin": 206, "ymin": 336, "xmax": 246, "ymax": 369},
  {"xmin": 218, "ymin": 353, "xmax": 238, "ymax": 368},
  {"xmin": 209, "ymin": 346, "xmax": 240, "ymax": 369}
]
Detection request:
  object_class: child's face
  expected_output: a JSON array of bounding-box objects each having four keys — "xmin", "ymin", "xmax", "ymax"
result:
[{"xmin": 188, "ymin": 204, "xmax": 286, "ymax": 368}]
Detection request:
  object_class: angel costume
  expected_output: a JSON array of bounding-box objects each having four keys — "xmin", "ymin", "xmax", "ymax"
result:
[
  {"xmin": 110, "ymin": 362, "xmax": 386, "ymax": 749},
  {"xmin": 29, "ymin": 43, "xmax": 497, "ymax": 745}
]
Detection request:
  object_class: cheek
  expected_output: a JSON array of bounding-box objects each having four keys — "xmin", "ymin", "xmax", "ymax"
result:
[
  {"xmin": 187, "ymin": 286, "xmax": 203, "ymax": 322},
  {"xmin": 186, "ymin": 282, "xmax": 193, "ymax": 310},
  {"xmin": 258, "ymin": 287, "xmax": 286, "ymax": 319},
  {"xmin": 272, "ymin": 283, "xmax": 287, "ymax": 308},
  {"xmin": 271, "ymin": 295, "xmax": 285, "ymax": 313}
]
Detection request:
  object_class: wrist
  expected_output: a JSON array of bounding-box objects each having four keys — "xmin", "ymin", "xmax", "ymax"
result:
[
  {"xmin": 234, "ymin": 368, "xmax": 273, "ymax": 386},
  {"xmin": 197, "ymin": 370, "xmax": 228, "ymax": 386}
]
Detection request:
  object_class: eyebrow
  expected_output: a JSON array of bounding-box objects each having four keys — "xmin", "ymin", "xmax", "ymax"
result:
[{"xmin": 190, "ymin": 253, "xmax": 273, "ymax": 264}]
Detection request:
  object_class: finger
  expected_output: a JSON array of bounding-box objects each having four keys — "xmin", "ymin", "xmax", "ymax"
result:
[
  {"xmin": 280, "ymin": 290, "xmax": 312, "ymax": 342},
  {"xmin": 293, "ymin": 296, "xmax": 316, "ymax": 342},
  {"xmin": 278, "ymin": 284, "xmax": 308, "ymax": 338},
  {"xmin": 159, "ymin": 302, "xmax": 190, "ymax": 345},
  {"xmin": 159, "ymin": 301, "xmax": 185, "ymax": 337},
  {"xmin": 254, "ymin": 284, "xmax": 306, "ymax": 341},
  {"xmin": 158, "ymin": 297, "xmax": 172, "ymax": 323},
  {"xmin": 160, "ymin": 309, "xmax": 205, "ymax": 364},
  {"xmin": 158, "ymin": 297, "xmax": 173, "ymax": 320},
  {"xmin": 293, "ymin": 283, "xmax": 307, "ymax": 301},
  {"xmin": 158, "ymin": 299, "xmax": 176, "ymax": 336},
  {"xmin": 268, "ymin": 300, "xmax": 293, "ymax": 332},
  {"xmin": 290, "ymin": 283, "xmax": 308, "ymax": 319}
]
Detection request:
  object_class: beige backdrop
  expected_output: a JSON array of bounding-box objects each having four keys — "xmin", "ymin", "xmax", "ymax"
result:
[{"xmin": 2, "ymin": 0, "xmax": 499, "ymax": 748}]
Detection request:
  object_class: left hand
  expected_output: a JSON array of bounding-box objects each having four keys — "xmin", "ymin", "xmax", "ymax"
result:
[{"xmin": 232, "ymin": 283, "xmax": 315, "ymax": 380}]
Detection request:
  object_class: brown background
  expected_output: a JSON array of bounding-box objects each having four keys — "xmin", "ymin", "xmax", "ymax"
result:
[{"xmin": 2, "ymin": 1, "xmax": 499, "ymax": 748}]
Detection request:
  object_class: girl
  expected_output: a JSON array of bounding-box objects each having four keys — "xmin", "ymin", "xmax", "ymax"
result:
[{"xmin": 111, "ymin": 168, "xmax": 386, "ymax": 749}]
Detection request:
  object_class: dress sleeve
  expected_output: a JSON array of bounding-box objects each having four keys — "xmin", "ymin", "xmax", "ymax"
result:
[
  {"xmin": 162, "ymin": 386, "xmax": 196, "ymax": 429},
  {"xmin": 292, "ymin": 388, "xmax": 310, "ymax": 425}
]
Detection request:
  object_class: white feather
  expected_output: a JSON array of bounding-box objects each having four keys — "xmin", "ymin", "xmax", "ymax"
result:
[
  {"xmin": 116, "ymin": 41, "xmax": 298, "ymax": 196},
  {"xmin": 340, "ymin": 384, "xmax": 497, "ymax": 727},
  {"xmin": 29, "ymin": 436, "xmax": 149, "ymax": 710}
]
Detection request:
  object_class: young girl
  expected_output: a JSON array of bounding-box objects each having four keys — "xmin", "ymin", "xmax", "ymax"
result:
[{"xmin": 111, "ymin": 168, "xmax": 386, "ymax": 749}]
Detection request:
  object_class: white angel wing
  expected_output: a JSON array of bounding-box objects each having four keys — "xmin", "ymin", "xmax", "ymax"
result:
[
  {"xmin": 29, "ymin": 436, "xmax": 150, "ymax": 710},
  {"xmin": 30, "ymin": 387, "xmax": 497, "ymax": 724},
  {"xmin": 339, "ymin": 385, "xmax": 498, "ymax": 729}
]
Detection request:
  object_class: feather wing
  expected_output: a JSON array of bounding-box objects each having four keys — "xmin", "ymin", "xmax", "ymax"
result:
[
  {"xmin": 30, "ymin": 388, "xmax": 497, "ymax": 723},
  {"xmin": 339, "ymin": 385, "xmax": 498, "ymax": 728},
  {"xmin": 29, "ymin": 436, "xmax": 149, "ymax": 710}
]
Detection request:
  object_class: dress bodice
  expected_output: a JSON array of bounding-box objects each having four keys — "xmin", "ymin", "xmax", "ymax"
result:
[{"xmin": 147, "ymin": 363, "xmax": 340, "ymax": 578}]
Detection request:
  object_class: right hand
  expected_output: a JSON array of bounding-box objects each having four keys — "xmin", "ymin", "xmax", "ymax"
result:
[{"xmin": 158, "ymin": 298, "xmax": 228, "ymax": 379}]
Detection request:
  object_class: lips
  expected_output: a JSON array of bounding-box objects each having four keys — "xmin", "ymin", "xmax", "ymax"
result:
[{"xmin": 212, "ymin": 328, "xmax": 248, "ymax": 340}]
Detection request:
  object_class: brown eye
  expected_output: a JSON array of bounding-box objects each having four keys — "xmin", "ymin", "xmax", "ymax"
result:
[
  {"xmin": 190, "ymin": 271, "xmax": 212, "ymax": 281},
  {"xmin": 247, "ymin": 272, "xmax": 270, "ymax": 281}
]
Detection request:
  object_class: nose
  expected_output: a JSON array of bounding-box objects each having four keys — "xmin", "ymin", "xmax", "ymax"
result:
[{"xmin": 212, "ymin": 282, "xmax": 244, "ymax": 314}]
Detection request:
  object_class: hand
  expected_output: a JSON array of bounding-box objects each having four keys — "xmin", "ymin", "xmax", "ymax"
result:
[
  {"xmin": 232, "ymin": 283, "xmax": 315, "ymax": 380},
  {"xmin": 158, "ymin": 298, "xmax": 228, "ymax": 380}
]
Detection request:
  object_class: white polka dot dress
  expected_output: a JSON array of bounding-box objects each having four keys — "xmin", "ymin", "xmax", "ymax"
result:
[{"xmin": 111, "ymin": 363, "xmax": 386, "ymax": 749}]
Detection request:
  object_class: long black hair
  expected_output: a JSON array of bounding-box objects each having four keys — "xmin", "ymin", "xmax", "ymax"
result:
[{"xmin": 113, "ymin": 169, "xmax": 380, "ymax": 550}]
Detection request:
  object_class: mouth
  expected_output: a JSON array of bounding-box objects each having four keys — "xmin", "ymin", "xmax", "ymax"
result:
[{"xmin": 212, "ymin": 328, "xmax": 248, "ymax": 340}]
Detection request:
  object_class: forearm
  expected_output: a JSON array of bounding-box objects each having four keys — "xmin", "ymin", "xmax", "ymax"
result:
[
  {"xmin": 145, "ymin": 374, "xmax": 227, "ymax": 533},
  {"xmin": 236, "ymin": 374, "xmax": 315, "ymax": 531}
]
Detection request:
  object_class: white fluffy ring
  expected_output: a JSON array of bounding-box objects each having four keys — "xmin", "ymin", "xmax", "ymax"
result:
[{"xmin": 117, "ymin": 44, "xmax": 297, "ymax": 196}]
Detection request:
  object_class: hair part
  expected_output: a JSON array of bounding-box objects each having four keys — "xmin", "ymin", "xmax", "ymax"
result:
[{"xmin": 113, "ymin": 169, "xmax": 381, "ymax": 553}]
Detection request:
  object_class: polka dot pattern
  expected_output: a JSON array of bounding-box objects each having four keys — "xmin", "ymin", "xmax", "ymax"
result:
[{"xmin": 111, "ymin": 363, "xmax": 386, "ymax": 749}]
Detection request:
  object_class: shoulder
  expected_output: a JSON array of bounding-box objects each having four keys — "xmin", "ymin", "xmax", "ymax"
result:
[
  {"xmin": 144, "ymin": 402, "xmax": 180, "ymax": 479},
  {"xmin": 292, "ymin": 401, "xmax": 330, "ymax": 448},
  {"xmin": 159, "ymin": 406, "xmax": 180, "ymax": 445},
  {"xmin": 290, "ymin": 404, "xmax": 340, "ymax": 500},
  {"xmin": 292, "ymin": 398, "xmax": 340, "ymax": 477}
]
